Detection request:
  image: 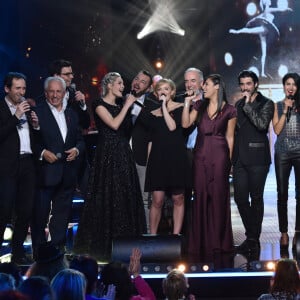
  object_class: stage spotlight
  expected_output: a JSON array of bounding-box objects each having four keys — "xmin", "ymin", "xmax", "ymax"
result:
[
  {"xmin": 154, "ymin": 59, "xmax": 164, "ymax": 71},
  {"xmin": 266, "ymin": 261, "xmax": 276, "ymax": 271},
  {"xmin": 202, "ymin": 264, "xmax": 211, "ymax": 272},
  {"xmin": 249, "ymin": 260, "xmax": 276, "ymax": 271},
  {"xmin": 224, "ymin": 52, "xmax": 233, "ymax": 66},
  {"xmin": 137, "ymin": 1, "xmax": 185, "ymax": 40},
  {"xmin": 278, "ymin": 64, "xmax": 288, "ymax": 78},
  {"xmin": 177, "ymin": 264, "xmax": 186, "ymax": 273},
  {"xmin": 246, "ymin": 2, "xmax": 257, "ymax": 16},
  {"xmin": 4, "ymin": 226, "xmax": 13, "ymax": 242},
  {"xmin": 140, "ymin": 263, "xmax": 213, "ymax": 274},
  {"xmin": 177, "ymin": 28, "xmax": 185, "ymax": 37},
  {"xmin": 91, "ymin": 76, "xmax": 99, "ymax": 86}
]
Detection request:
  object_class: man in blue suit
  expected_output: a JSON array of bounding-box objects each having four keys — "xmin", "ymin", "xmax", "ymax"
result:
[{"xmin": 31, "ymin": 76, "xmax": 85, "ymax": 255}]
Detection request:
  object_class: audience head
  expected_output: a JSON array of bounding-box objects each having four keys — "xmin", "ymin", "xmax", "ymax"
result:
[
  {"xmin": 154, "ymin": 78, "xmax": 176, "ymax": 100},
  {"xmin": 3, "ymin": 72, "xmax": 27, "ymax": 105},
  {"xmin": 163, "ymin": 269, "xmax": 188, "ymax": 300},
  {"xmin": 0, "ymin": 273, "xmax": 16, "ymax": 292},
  {"xmin": 48, "ymin": 59, "xmax": 74, "ymax": 87},
  {"xmin": 26, "ymin": 242, "xmax": 68, "ymax": 281},
  {"xmin": 270, "ymin": 259, "xmax": 300, "ymax": 295},
  {"xmin": 51, "ymin": 269, "xmax": 86, "ymax": 300},
  {"xmin": 101, "ymin": 261, "xmax": 136, "ymax": 300},
  {"xmin": 19, "ymin": 276, "xmax": 55, "ymax": 300},
  {"xmin": 69, "ymin": 255, "xmax": 99, "ymax": 295},
  {"xmin": 184, "ymin": 67, "xmax": 204, "ymax": 94},
  {"xmin": 0, "ymin": 290, "xmax": 29, "ymax": 300},
  {"xmin": 0, "ymin": 262, "xmax": 23, "ymax": 288},
  {"xmin": 131, "ymin": 70, "xmax": 152, "ymax": 97},
  {"xmin": 100, "ymin": 72, "xmax": 122, "ymax": 97}
]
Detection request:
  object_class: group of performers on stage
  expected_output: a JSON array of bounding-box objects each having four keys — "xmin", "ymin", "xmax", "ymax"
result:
[{"xmin": 1, "ymin": 58, "xmax": 300, "ymax": 264}]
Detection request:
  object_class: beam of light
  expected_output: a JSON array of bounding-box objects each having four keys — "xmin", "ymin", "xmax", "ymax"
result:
[{"xmin": 137, "ymin": 0, "xmax": 185, "ymax": 39}]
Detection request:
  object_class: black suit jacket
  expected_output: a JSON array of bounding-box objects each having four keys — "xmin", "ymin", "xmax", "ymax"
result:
[
  {"xmin": 0, "ymin": 99, "xmax": 36, "ymax": 177},
  {"xmin": 34, "ymin": 101, "xmax": 85, "ymax": 188},
  {"xmin": 67, "ymin": 88, "xmax": 90, "ymax": 130},
  {"xmin": 131, "ymin": 93, "xmax": 161, "ymax": 166},
  {"xmin": 232, "ymin": 92, "xmax": 274, "ymax": 166}
]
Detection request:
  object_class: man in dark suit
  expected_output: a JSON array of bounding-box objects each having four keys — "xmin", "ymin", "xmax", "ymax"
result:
[
  {"xmin": 31, "ymin": 76, "xmax": 85, "ymax": 254},
  {"xmin": 48, "ymin": 59, "xmax": 90, "ymax": 197},
  {"xmin": 130, "ymin": 70, "xmax": 155, "ymax": 231},
  {"xmin": 233, "ymin": 70, "xmax": 274, "ymax": 253},
  {"xmin": 0, "ymin": 72, "xmax": 39, "ymax": 264}
]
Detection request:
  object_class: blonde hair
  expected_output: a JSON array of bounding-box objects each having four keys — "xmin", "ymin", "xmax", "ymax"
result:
[{"xmin": 154, "ymin": 78, "xmax": 176, "ymax": 99}]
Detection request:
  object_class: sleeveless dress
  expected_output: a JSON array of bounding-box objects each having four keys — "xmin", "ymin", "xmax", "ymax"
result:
[
  {"xmin": 188, "ymin": 102, "xmax": 237, "ymax": 261},
  {"xmin": 74, "ymin": 98, "xmax": 146, "ymax": 260}
]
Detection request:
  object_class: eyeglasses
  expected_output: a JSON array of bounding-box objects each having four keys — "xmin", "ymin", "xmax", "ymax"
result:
[{"xmin": 60, "ymin": 72, "xmax": 74, "ymax": 76}]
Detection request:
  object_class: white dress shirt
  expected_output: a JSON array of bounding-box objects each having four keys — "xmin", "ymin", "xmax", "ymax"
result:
[{"xmin": 5, "ymin": 97, "xmax": 32, "ymax": 154}]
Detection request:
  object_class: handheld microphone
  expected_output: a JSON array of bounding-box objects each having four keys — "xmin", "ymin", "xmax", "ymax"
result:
[
  {"xmin": 70, "ymin": 83, "xmax": 85, "ymax": 106},
  {"xmin": 159, "ymin": 93, "xmax": 167, "ymax": 101},
  {"xmin": 286, "ymin": 95, "xmax": 294, "ymax": 123},
  {"xmin": 20, "ymin": 97, "xmax": 32, "ymax": 122},
  {"xmin": 176, "ymin": 91, "xmax": 195, "ymax": 98},
  {"xmin": 56, "ymin": 153, "xmax": 62, "ymax": 160},
  {"xmin": 130, "ymin": 90, "xmax": 145, "ymax": 108}
]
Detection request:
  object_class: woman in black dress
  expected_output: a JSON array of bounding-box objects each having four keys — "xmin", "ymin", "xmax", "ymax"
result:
[
  {"xmin": 74, "ymin": 72, "xmax": 146, "ymax": 260},
  {"xmin": 141, "ymin": 78, "xmax": 191, "ymax": 234}
]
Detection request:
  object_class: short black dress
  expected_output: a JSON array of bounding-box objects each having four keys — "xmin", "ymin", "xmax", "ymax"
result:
[{"xmin": 140, "ymin": 106, "xmax": 191, "ymax": 192}]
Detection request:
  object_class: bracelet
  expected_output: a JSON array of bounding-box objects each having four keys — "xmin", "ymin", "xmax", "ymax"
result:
[
  {"xmin": 282, "ymin": 112, "xmax": 287, "ymax": 115},
  {"xmin": 184, "ymin": 102, "xmax": 190, "ymax": 108}
]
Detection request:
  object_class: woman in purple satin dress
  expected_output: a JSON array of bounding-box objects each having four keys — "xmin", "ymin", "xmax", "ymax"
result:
[{"xmin": 182, "ymin": 74, "xmax": 237, "ymax": 260}]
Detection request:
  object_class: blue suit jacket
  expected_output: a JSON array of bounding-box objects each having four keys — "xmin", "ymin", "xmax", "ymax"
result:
[{"xmin": 34, "ymin": 101, "xmax": 85, "ymax": 188}]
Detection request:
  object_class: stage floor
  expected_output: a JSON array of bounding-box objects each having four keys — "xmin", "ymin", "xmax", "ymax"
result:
[
  {"xmin": 0, "ymin": 164, "xmax": 296, "ymax": 299},
  {"xmin": 232, "ymin": 165, "xmax": 296, "ymax": 262}
]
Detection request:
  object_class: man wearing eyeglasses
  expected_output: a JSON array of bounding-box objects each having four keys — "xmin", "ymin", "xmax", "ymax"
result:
[{"xmin": 48, "ymin": 59, "xmax": 90, "ymax": 130}]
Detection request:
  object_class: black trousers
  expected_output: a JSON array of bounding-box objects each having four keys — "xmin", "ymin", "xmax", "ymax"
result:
[
  {"xmin": 275, "ymin": 151, "xmax": 300, "ymax": 233},
  {"xmin": 0, "ymin": 156, "xmax": 35, "ymax": 257},
  {"xmin": 31, "ymin": 181, "xmax": 74, "ymax": 252},
  {"xmin": 233, "ymin": 160, "xmax": 269, "ymax": 241}
]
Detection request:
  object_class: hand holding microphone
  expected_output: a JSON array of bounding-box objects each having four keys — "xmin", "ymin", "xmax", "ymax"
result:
[
  {"xmin": 286, "ymin": 95, "xmax": 294, "ymax": 123},
  {"xmin": 129, "ymin": 90, "xmax": 145, "ymax": 108},
  {"xmin": 70, "ymin": 83, "xmax": 85, "ymax": 106}
]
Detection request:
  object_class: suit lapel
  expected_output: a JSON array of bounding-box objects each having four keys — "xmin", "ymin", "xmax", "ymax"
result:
[{"xmin": 44, "ymin": 103, "xmax": 65, "ymax": 144}]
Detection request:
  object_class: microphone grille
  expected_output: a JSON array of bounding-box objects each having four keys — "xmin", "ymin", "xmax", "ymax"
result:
[{"xmin": 70, "ymin": 83, "xmax": 76, "ymax": 91}]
